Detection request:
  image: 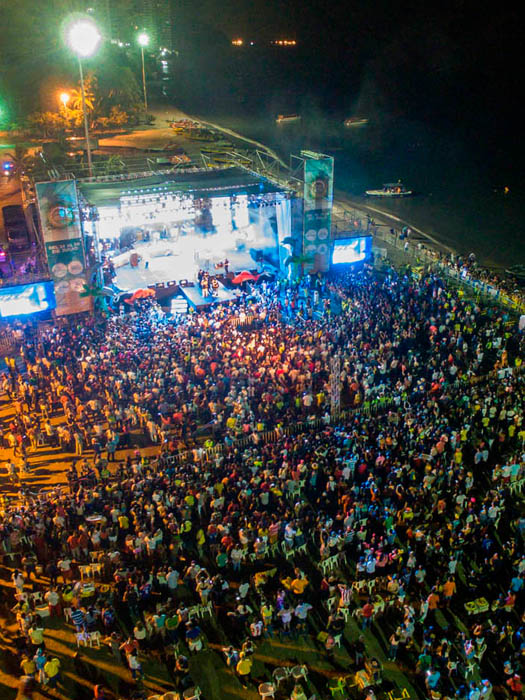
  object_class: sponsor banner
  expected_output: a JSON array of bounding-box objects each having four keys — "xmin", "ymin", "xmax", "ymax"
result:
[
  {"xmin": 35, "ymin": 180, "xmax": 90, "ymax": 315},
  {"xmin": 301, "ymin": 152, "xmax": 334, "ymax": 272},
  {"xmin": 45, "ymin": 239, "xmax": 90, "ymax": 314},
  {"xmin": 302, "ymin": 151, "xmax": 334, "ymax": 211},
  {"xmin": 303, "ymin": 209, "xmax": 331, "ymax": 271}
]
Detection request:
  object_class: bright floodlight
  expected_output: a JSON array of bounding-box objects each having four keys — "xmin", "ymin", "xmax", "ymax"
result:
[
  {"xmin": 66, "ymin": 18, "xmax": 101, "ymax": 58},
  {"xmin": 138, "ymin": 32, "xmax": 149, "ymax": 47},
  {"xmin": 60, "ymin": 92, "xmax": 70, "ymax": 106}
]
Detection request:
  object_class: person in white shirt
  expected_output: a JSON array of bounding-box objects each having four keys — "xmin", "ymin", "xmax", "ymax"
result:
[
  {"xmin": 45, "ymin": 588, "xmax": 61, "ymax": 616},
  {"xmin": 167, "ymin": 568, "xmax": 179, "ymax": 593}
]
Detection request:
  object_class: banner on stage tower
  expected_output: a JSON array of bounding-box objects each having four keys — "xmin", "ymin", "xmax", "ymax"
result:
[
  {"xmin": 35, "ymin": 180, "xmax": 91, "ymax": 316},
  {"xmin": 302, "ymin": 151, "xmax": 334, "ymax": 272}
]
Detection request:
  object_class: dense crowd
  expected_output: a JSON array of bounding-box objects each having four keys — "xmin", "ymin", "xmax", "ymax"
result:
[{"xmin": 0, "ymin": 268, "xmax": 524, "ymax": 700}]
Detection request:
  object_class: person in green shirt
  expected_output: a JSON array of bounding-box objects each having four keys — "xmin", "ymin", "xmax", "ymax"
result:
[
  {"xmin": 165, "ymin": 613, "xmax": 179, "ymax": 643},
  {"xmin": 216, "ymin": 551, "xmax": 228, "ymax": 568}
]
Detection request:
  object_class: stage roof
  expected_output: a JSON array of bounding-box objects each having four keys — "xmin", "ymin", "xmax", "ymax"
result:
[{"xmin": 77, "ymin": 167, "xmax": 288, "ymax": 208}]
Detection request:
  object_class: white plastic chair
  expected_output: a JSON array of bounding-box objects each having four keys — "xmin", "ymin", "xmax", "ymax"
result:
[
  {"xmin": 76, "ymin": 631, "xmax": 89, "ymax": 647},
  {"xmin": 199, "ymin": 602, "xmax": 213, "ymax": 618},
  {"xmin": 91, "ymin": 563, "xmax": 103, "ymax": 578},
  {"xmin": 182, "ymin": 686, "xmax": 202, "ymax": 699},
  {"xmin": 291, "ymin": 665, "xmax": 308, "ymax": 682},
  {"xmin": 272, "ymin": 667, "xmax": 290, "ymax": 686},
  {"xmin": 89, "ymin": 630, "xmax": 101, "ymax": 647},
  {"xmin": 78, "ymin": 565, "xmax": 93, "ymax": 581},
  {"xmin": 258, "ymin": 682, "xmax": 276, "ymax": 699},
  {"xmin": 187, "ymin": 605, "xmax": 201, "ymax": 620},
  {"xmin": 340, "ymin": 607, "xmax": 350, "ymax": 623}
]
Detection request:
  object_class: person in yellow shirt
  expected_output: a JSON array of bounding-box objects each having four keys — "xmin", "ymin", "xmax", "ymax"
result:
[
  {"xmin": 20, "ymin": 654, "xmax": 36, "ymax": 676},
  {"xmin": 43, "ymin": 657, "xmax": 61, "ymax": 689},
  {"xmin": 28, "ymin": 624, "xmax": 45, "ymax": 649},
  {"xmin": 236, "ymin": 651, "xmax": 252, "ymax": 688},
  {"xmin": 290, "ymin": 575, "xmax": 309, "ymax": 596}
]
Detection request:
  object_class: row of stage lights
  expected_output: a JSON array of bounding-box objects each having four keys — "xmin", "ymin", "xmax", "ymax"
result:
[{"xmin": 80, "ymin": 192, "xmax": 290, "ymax": 223}]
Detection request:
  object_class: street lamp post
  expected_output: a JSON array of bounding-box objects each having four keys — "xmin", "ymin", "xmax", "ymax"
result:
[
  {"xmin": 66, "ymin": 18, "xmax": 101, "ymax": 178},
  {"xmin": 138, "ymin": 32, "xmax": 149, "ymax": 113}
]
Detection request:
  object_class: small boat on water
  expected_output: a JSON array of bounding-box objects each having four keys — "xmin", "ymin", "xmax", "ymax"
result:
[
  {"xmin": 276, "ymin": 114, "xmax": 301, "ymax": 123},
  {"xmin": 365, "ymin": 182, "xmax": 413, "ymax": 197},
  {"xmin": 344, "ymin": 117, "xmax": 369, "ymax": 127}
]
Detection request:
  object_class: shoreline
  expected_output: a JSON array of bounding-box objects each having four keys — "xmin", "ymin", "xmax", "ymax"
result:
[
  {"xmin": 150, "ymin": 106, "xmax": 288, "ymax": 169},
  {"xmin": 333, "ymin": 190, "xmax": 456, "ymax": 255}
]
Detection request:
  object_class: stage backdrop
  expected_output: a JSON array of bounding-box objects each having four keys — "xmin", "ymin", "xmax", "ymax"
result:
[
  {"xmin": 35, "ymin": 180, "xmax": 91, "ymax": 316},
  {"xmin": 301, "ymin": 151, "xmax": 334, "ymax": 273}
]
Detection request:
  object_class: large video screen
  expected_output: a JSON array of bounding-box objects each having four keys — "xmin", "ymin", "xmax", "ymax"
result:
[
  {"xmin": 332, "ymin": 235, "xmax": 372, "ymax": 265},
  {"xmin": 0, "ymin": 281, "xmax": 56, "ymax": 318}
]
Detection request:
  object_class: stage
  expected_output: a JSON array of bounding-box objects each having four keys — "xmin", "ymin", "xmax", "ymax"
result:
[
  {"xmin": 77, "ymin": 166, "xmax": 298, "ymax": 292},
  {"xmin": 111, "ymin": 231, "xmax": 264, "ymax": 289},
  {"xmin": 180, "ymin": 282, "xmax": 240, "ymax": 310}
]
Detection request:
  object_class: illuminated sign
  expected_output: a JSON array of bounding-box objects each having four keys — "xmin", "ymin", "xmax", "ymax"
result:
[
  {"xmin": 0, "ymin": 281, "xmax": 56, "ymax": 317},
  {"xmin": 331, "ymin": 236, "xmax": 372, "ymax": 265}
]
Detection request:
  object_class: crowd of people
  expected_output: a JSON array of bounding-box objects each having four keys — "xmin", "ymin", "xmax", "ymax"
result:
[
  {"xmin": 375, "ymin": 224, "xmax": 525, "ymax": 311},
  {"xmin": 0, "ymin": 266, "xmax": 524, "ymax": 700}
]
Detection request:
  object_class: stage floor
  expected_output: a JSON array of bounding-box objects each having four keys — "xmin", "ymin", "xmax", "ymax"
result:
[{"xmin": 112, "ymin": 234, "xmax": 263, "ymax": 290}]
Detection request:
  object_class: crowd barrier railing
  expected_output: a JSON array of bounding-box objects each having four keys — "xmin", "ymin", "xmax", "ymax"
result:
[
  {"xmin": 161, "ymin": 397, "xmax": 396, "ymax": 466},
  {"xmin": 158, "ymin": 361, "xmax": 525, "ymax": 467},
  {"xmin": 373, "ymin": 228, "xmax": 525, "ymax": 314}
]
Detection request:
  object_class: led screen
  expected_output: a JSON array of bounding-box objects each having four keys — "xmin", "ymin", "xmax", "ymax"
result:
[
  {"xmin": 332, "ymin": 236, "xmax": 372, "ymax": 265},
  {"xmin": 0, "ymin": 281, "xmax": 56, "ymax": 317}
]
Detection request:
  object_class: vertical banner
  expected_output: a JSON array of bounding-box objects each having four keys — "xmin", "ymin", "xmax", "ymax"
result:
[
  {"xmin": 302, "ymin": 151, "xmax": 334, "ymax": 272},
  {"xmin": 35, "ymin": 180, "xmax": 91, "ymax": 315}
]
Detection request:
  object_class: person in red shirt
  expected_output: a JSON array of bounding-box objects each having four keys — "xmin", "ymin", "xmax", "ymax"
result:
[
  {"xmin": 67, "ymin": 534, "xmax": 80, "ymax": 560},
  {"xmin": 77, "ymin": 530, "xmax": 90, "ymax": 560},
  {"xmin": 507, "ymin": 674, "xmax": 522, "ymax": 698},
  {"xmin": 360, "ymin": 600, "xmax": 374, "ymax": 630}
]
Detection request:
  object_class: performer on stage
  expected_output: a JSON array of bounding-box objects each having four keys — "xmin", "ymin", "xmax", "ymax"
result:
[{"xmin": 201, "ymin": 273, "xmax": 209, "ymax": 297}]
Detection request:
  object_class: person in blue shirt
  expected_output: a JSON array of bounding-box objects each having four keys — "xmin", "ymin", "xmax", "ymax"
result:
[{"xmin": 426, "ymin": 668, "xmax": 441, "ymax": 691}]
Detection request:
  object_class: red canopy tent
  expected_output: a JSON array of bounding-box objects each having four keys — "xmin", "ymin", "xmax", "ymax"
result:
[{"xmin": 232, "ymin": 270, "xmax": 258, "ymax": 284}]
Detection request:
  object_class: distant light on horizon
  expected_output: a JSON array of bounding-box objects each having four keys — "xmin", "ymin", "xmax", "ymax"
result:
[{"xmin": 232, "ymin": 38, "xmax": 295, "ymax": 47}]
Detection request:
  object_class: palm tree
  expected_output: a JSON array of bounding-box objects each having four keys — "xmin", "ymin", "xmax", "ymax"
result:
[
  {"xmin": 79, "ymin": 282, "xmax": 108, "ymax": 316},
  {"xmin": 3, "ymin": 145, "xmax": 36, "ymax": 177},
  {"xmin": 69, "ymin": 76, "xmax": 96, "ymax": 114},
  {"xmin": 284, "ymin": 253, "xmax": 316, "ymax": 278}
]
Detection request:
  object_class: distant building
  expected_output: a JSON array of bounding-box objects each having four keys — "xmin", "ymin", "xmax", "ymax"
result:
[
  {"xmin": 85, "ymin": 0, "xmax": 174, "ymax": 51},
  {"xmin": 139, "ymin": 0, "xmax": 173, "ymax": 50}
]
